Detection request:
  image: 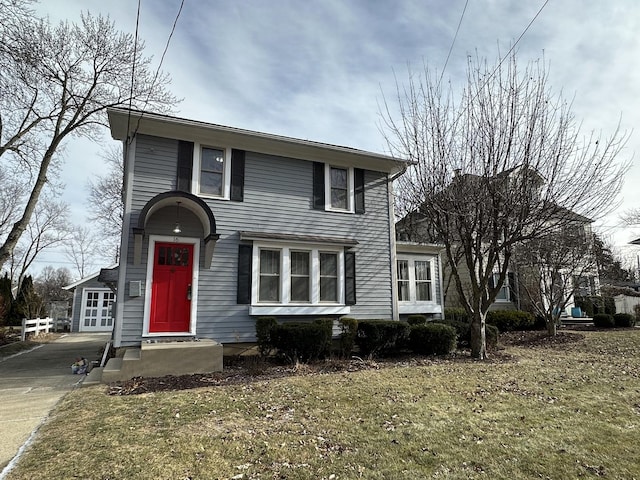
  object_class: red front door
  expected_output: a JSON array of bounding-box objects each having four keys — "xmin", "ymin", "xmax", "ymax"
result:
[{"xmin": 149, "ymin": 242, "xmax": 193, "ymax": 333}]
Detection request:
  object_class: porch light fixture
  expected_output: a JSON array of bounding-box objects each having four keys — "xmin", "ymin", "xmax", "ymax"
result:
[{"xmin": 173, "ymin": 201, "xmax": 182, "ymax": 234}]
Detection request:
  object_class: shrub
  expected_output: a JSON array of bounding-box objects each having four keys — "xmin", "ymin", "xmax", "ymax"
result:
[
  {"xmin": 444, "ymin": 308, "xmax": 469, "ymax": 323},
  {"xmin": 255, "ymin": 316, "xmax": 277, "ymax": 357},
  {"xmin": 271, "ymin": 320, "xmax": 333, "ymax": 362},
  {"xmin": 409, "ymin": 323, "xmax": 457, "ymax": 355},
  {"xmin": 613, "ymin": 313, "xmax": 636, "ymax": 328},
  {"xmin": 407, "ymin": 315, "xmax": 427, "ymax": 326},
  {"xmin": 593, "ymin": 313, "xmax": 615, "ymax": 328},
  {"xmin": 486, "ymin": 324, "xmax": 499, "ymax": 350},
  {"xmin": 355, "ymin": 320, "xmax": 410, "ymax": 357},
  {"xmin": 338, "ymin": 317, "xmax": 358, "ymax": 358},
  {"xmin": 486, "ymin": 310, "xmax": 535, "ymax": 331},
  {"xmin": 314, "ymin": 318, "xmax": 335, "ymax": 355}
]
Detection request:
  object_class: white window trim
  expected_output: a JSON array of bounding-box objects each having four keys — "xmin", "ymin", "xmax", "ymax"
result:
[
  {"xmin": 249, "ymin": 241, "xmax": 350, "ymax": 316},
  {"xmin": 325, "ymin": 164, "xmax": 355, "ymax": 213},
  {"xmin": 142, "ymin": 235, "xmax": 200, "ymax": 337},
  {"xmin": 397, "ymin": 255, "xmax": 438, "ymax": 314},
  {"xmin": 192, "ymin": 142, "xmax": 232, "ymax": 200}
]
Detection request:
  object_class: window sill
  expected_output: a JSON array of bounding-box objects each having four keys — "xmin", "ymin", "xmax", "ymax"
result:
[
  {"xmin": 250, "ymin": 305, "xmax": 351, "ymax": 316},
  {"xmin": 399, "ymin": 303, "xmax": 442, "ymax": 314},
  {"xmin": 325, "ymin": 207, "xmax": 354, "ymax": 214}
]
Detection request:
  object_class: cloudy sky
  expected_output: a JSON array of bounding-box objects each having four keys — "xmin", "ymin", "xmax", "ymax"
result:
[{"xmin": 32, "ymin": 0, "xmax": 640, "ymax": 275}]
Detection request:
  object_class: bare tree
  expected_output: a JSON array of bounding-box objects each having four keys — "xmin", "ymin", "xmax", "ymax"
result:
[
  {"xmin": 385, "ymin": 53, "xmax": 628, "ymax": 359},
  {"xmin": 514, "ymin": 215, "xmax": 598, "ymax": 336},
  {"xmin": 0, "ymin": 5, "xmax": 178, "ymax": 270},
  {"xmin": 64, "ymin": 225, "xmax": 99, "ymax": 279},
  {"xmin": 86, "ymin": 145, "xmax": 124, "ymax": 263},
  {"xmin": 7, "ymin": 196, "xmax": 69, "ymax": 287}
]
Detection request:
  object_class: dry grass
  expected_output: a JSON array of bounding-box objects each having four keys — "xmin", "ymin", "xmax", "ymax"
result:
[{"xmin": 6, "ymin": 329, "xmax": 640, "ymax": 480}]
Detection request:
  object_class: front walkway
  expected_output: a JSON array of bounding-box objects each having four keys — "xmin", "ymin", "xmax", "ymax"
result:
[{"xmin": 0, "ymin": 333, "xmax": 110, "ymax": 472}]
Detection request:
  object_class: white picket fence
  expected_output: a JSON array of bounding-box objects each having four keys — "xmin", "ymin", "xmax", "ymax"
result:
[{"xmin": 20, "ymin": 317, "xmax": 54, "ymax": 341}]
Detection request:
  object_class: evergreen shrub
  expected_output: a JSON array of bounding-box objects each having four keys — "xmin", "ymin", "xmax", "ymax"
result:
[
  {"xmin": 486, "ymin": 310, "xmax": 535, "ymax": 331},
  {"xmin": 593, "ymin": 313, "xmax": 615, "ymax": 328},
  {"xmin": 255, "ymin": 316, "xmax": 278, "ymax": 357},
  {"xmin": 407, "ymin": 315, "xmax": 427, "ymax": 326},
  {"xmin": 271, "ymin": 320, "xmax": 333, "ymax": 362},
  {"xmin": 355, "ymin": 320, "xmax": 410, "ymax": 357},
  {"xmin": 409, "ymin": 323, "xmax": 457, "ymax": 355},
  {"xmin": 338, "ymin": 317, "xmax": 358, "ymax": 358},
  {"xmin": 613, "ymin": 313, "xmax": 635, "ymax": 328}
]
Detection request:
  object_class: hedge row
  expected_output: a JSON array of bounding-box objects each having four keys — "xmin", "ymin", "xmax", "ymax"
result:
[
  {"xmin": 594, "ymin": 313, "xmax": 636, "ymax": 328},
  {"xmin": 255, "ymin": 317, "xmax": 465, "ymax": 361}
]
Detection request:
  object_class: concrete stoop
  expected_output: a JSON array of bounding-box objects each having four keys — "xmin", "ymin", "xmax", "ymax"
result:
[{"xmin": 100, "ymin": 339, "xmax": 223, "ymax": 383}]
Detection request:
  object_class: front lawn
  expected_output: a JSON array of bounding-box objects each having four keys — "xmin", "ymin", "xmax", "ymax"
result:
[{"xmin": 6, "ymin": 329, "xmax": 640, "ymax": 479}]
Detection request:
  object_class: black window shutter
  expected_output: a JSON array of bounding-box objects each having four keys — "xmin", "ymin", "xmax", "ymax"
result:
[
  {"xmin": 345, "ymin": 251, "xmax": 356, "ymax": 305},
  {"xmin": 176, "ymin": 140, "xmax": 194, "ymax": 192},
  {"xmin": 313, "ymin": 162, "xmax": 325, "ymax": 210},
  {"xmin": 237, "ymin": 244, "xmax": 252, "ymax": 304},
  {"xmin": 508, "ymin": 272, "xmax": 518, "ymax": 305},
  {"xmin": 354, "ymin": 168, "xmax": 365, "ymax": 214},
  {"xmin": 230, "ymin": 149, "xmax": 246, "ymax": 201}
]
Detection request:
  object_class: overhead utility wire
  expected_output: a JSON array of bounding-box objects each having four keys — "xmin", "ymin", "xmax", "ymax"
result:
[
  {"xmin": 125, "ymin": 0, "xmax": 142, "ymax": 147},
  {"xmin": 131, "ymin": 0, "xmax": 186, "ymax": 138},
  {"xmin": 438, "ymin": 0, "xmax": 469, "ymax": 88},
  {"xmin": 450, "ymin": 0, "xmax": 551, "ymax": 128}
]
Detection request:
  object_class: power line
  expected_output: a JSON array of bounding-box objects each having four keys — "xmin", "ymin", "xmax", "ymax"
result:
[
  {"xmin": 438, "ymin": 0, "xmax": 469, "ymax": 87},
  {"xmin": 131, "ymin": 0, "xmax": 185, "ymax": 138}
]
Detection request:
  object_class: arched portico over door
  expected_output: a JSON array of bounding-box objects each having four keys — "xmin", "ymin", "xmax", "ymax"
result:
[
  {"xmin": 133, "ymin": 191, "xmax": 219, "ymax": 336},
  {"xmin": 132, "ymin": 191, "xmax": 219, "ymax": 269}
]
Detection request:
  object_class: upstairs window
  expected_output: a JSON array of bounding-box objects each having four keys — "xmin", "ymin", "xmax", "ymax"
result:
[
  {"xmin": 330, "ymin": 167, "xmax": 349, "ymax": 210},
  {"xmin": 313, "ymin": 162, "xmax": 365, "ymax": 213},
  {"xmin": 200, "ymin": 147, "xmax": 225, "ymax": 196}
]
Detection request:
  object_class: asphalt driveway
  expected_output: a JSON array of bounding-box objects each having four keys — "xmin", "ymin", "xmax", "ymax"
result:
[{"xmin": 0, "ymin": 333, "xmax": 110, "ymax": 471}]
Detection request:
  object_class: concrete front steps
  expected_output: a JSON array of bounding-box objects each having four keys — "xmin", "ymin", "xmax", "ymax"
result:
[{"xmin": 99, "ymin": 339, "xmax": 223, "ymax": 383}]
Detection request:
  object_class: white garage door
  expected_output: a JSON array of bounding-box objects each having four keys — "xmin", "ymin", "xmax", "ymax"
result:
[{"xmin": 80, "ymin": 289, "xmax": 115, "ymax": 332}]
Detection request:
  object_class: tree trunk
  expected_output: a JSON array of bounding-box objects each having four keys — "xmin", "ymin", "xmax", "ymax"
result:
[
  {"xmin": 470, "ymin": 311, "xmax": 487, "ymax": 359},
  {"xmin": 547, "ymin": 316, "xmax": 558, "ymax": 336}
]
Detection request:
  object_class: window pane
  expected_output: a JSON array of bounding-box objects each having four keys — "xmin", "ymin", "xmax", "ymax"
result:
[
  {"xmin": 416, "ymin": 282, "xmax": 431, "ymax": 301},
  {"xmin": 397, "ymin": 260, "xmax": 409, "ymax": 280},
  {"xmin": 260, "ymin": 250, "xmax": 280, "ymax": 275},
  {"xmin": 200, "ymin": 171, "xmax": 223, "ymax": 196},
  {"xmin": 320, "ymin": 253, "xmax": 337, "ymax": 276},
  {"xmin": 291, "ymin": 277, "xmax": 310, "ymax": 302},
  {"xmin": 330, "ymin": 167, "xmax": 347, "ymax": 188},
  {"xmin": 201, "ymin": 147, "xmax": 224, "ymax": 172},
  {"xmin": 398, "ymin": 282, "xmax": 410, "ymax": 301},
  {"xmin": 290, "ymin": 251, "xmax": 309, "ymax": 275},
  {"xmin": 331, "ymin": 188, "xmax": 348, "ymax": 210},
  {"xmin": 320, "ymin": 253, "xmax": 338, "ymax": 302},
  {"xmin": 290, "ymin": 251, "xmax": 310, "ymax": 302},
  {"xmin": 259, "ymin": 277, "xmax": 279, "ymax": 302},
  {"xmin": 259, "ymin": 250, "xmax": 280, "ymax": 302},
  {"xmin": 330, "ymin": 167, "xmax": 348, "ymax": 209},
  {"xmin": 415, "ymin": 261, "xmax": 431, "ymax": 281},
  {"xmin": 320, "ymin": 277, "xmax": 337, "ymax": 302}
]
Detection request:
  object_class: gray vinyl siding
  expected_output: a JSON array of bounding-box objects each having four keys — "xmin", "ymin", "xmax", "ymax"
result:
[{"xmin": 118, "ymin": 134, "xmax": 394, "ymax": 345}]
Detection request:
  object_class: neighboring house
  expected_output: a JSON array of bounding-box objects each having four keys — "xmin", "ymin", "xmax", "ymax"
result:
[
  {"xmin": 105, "ymin": 107, "xmax": 444, "ymax": 367},
  {"xmin": 63, "ymin": 268, "xmax": 117, "ymax": 333},
  {"xmin": 397, "ymin": 167, "xmax": 599, "ymax": 317}
]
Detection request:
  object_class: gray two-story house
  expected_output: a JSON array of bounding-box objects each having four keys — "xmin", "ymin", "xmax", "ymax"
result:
[{"xmin": 101, "ymin": 108, "xmax": 443, "ymax": 379}]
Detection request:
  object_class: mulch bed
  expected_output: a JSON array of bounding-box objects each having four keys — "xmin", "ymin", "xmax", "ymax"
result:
[{"xmin": 107, "ymin": 330, "xmax": 586, "ymax": 396}]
